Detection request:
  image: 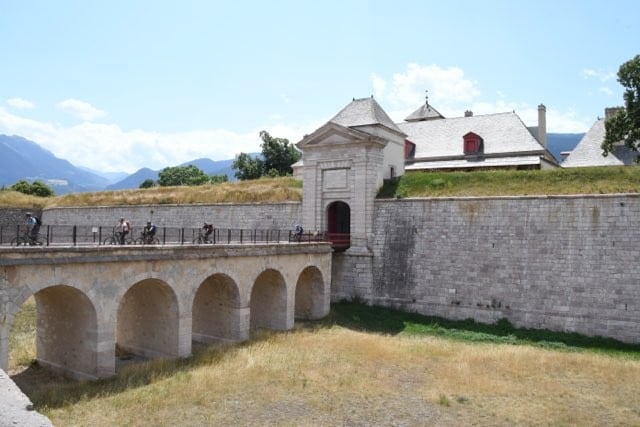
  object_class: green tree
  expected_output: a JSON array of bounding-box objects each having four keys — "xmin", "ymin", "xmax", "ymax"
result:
[
  {"xmin": 209, "ymin": 174, "xmax": 228, "ymax": 184},
  {"xmin": 158, "ymin": 165, "xmax": 210, "ymax": 186},
  {"xmin": 10, "ymin": 180, "xmax": 32, "ymax": 194},
  {"xmin": 232, "ymin": 131, "xmax": 301, "ymax": 180},
  {"xmin": 602, "ymin": 54, "xmax": 640, "ymax": 157},
  {"xmin": 259, "ymin": 130, "xmax": 301, "ymax": 176},
  {"xmin": 10, "ymin": 179, "xmax": 54, "ymax": 197},
  {"xmin": 29, "ymin": 180, "xmax": 55, "ymax": 197},
  {"xmin": 139, "ymin": 178, "xmax": 156, "ymax": 189},
  {"xmin": 232, "ymin": 152, "xmax": 264, "ymax": 180}
]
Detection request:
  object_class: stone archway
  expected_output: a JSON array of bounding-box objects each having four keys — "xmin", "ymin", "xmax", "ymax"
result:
[
  {"xmin": 192, "ymin": 273, "xmax": 247, "ymax": 344},
  {"xmin": 294, "ymin": 266, "xmax": 326, "ymax": 320},
  {"xmin": 250, "ymin": 269, "xmax": 288, "ymax": 331},
  {"xmin": 117, "ymin": 279, "xmax": 179, "ymax": 359},
  {"xmin": 34, "ymin": 285, "xmax": 98, "ymax": 379},
  {"xmin": 327, "ymin": 201, "xmax": 351, "ymax": 250}
]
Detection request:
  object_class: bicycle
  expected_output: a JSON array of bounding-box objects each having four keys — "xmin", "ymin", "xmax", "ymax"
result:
[
  {"xmin": 193, "ymin": 230, "xmax": 213, "ymax": 244},
  {"xmin": 103, "ymin": 230, "xmax": 134, "ymax": 245},
  {"xmin": 11, "ymin": 231, "xmax": 43, "ymax": 246},
  {"xmin": 135, "ymin": 232, "xmax": 160, "ymax": 245}
]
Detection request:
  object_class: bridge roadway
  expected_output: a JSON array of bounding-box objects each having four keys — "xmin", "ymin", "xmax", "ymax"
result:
[{"xmin": 0, "ymin": 242, "xmax": 333, "ymax": 379}]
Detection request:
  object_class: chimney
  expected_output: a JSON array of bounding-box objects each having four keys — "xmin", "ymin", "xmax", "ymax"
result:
[
  {"xmin": 605, "ymin": 107, "xmax": 624, "ymax": 120},
  {"xmin": 464, "ymin": 110, "xmax": 473, "ymax": 117},
  {"xmin": 537, "ymin": 104, "xmax": 547, "ymax": 149}
]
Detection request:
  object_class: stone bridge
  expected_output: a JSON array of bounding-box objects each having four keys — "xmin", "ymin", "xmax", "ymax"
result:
[{"xmin": 0, "ymin": 243, "xmax": 332, "ymax": 379}]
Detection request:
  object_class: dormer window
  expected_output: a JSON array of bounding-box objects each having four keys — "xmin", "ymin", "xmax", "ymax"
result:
[{"xmin": 463, "ymin": 132, "xmax": 484, "ymax": 155}]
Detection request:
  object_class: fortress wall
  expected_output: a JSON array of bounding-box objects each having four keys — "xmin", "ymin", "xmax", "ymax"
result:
[
  {"xmin": 38, "ymin": 194, "xmax": 640, "ymax": 343},
  {"xmin": 335, "ymin": 194, "xmax": 640, "ymax": 343},
  {"xmin": 0, "ymin": 208, "xmax": 42, "ymax": 227},
  {"xmin": 41, "ymin": 202, "xmax": 302, "ymax": 230}
]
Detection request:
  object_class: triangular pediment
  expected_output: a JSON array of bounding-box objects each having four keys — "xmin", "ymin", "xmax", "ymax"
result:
[{"xmin": 296, "ymin": 122, "xmax": 386, "ymax": 149}]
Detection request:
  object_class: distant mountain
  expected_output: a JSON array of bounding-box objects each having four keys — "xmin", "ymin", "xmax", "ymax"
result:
[
  {"xmin": 79, "ymin": 166, "xmax": 129, "ymax": 184},
  {"xmin": 106, "ymin": 168, "xmax": 159, "ymax": 190},
  {"xmin": 547, "ymin": 133, "xmax": 584, "ymax": 163},
  {"xmin": 0, "ymin": 135, "xmax": 111, "ymax": 194}
]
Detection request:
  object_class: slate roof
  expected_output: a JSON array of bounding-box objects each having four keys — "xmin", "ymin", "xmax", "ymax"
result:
[
  {"xmin": 330, "ymin": 97, "xmax": 404, "ymax": 134},
  {"xmin": 398, "ymin": 111, "xmax": 548, "ymax": 159},
  {"xmin": 404, "ymin": 103, "xmax": 445, "ymax": 122},
  {"xmin": 561, "ymin": 118, "xmax": 639, "ymax": 167}
]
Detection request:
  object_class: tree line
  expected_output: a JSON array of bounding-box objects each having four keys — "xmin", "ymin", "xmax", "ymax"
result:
[{"xmin": 140, "ymin": 130, "xmax": 300, "ymax": 187}]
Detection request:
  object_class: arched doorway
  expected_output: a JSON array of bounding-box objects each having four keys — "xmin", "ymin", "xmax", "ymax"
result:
[{"xmin": 327, "ymin": 201, "xmax": 351, "ymax": 250}]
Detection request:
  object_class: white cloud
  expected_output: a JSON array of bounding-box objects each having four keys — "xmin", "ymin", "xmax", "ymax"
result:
[
  {"xmin": 0, "ymin": 106, "xmax": 315, "ymax": 173},
  {"xmin": 56, "ymin": 98, "xmax": 106, "ymax": 121},
  {"xmin": 373, "ymin": 63, "xmax": 481, "ymax": 111},
  {"xmin": 371, "ymin": 63, "xmax": 592, "ymax": 133},
  {"xmin": 582, "ymin": 68, "xmax": 616, "ymax": 82},
  {"xmin": 7, "ymin": 98, "xmax": 35, "ymax": 110}
]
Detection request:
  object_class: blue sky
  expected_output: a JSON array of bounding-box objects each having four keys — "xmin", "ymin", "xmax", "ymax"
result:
[{"xmin": 1, "ymin": 0, "xmax": 638, "ymax": 173}]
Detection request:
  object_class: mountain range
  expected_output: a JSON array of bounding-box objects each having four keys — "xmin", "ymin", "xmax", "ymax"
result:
[{"xmin": 0, "ymin": 133, "xmax": 584, "ymax": 195}]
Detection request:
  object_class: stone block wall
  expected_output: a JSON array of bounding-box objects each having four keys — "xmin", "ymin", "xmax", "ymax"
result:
[
  {"xmin": 42, "ymin": 202, "xmax": 302, "ymax": 230},
  {"xmin": 331, "ymin": 194, "xmax": 640, "ymax": 343},
  {"xmin": 0, "ymin": 208, "xmax": 42, "ymax": 227}
]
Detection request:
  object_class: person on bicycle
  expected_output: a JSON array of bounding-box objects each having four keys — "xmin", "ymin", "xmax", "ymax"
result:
[
  {"xmin": 294, "ymin": 224, "xmax": 304, "ymax": 241},
  {"xmin": 143, "ymin": 221, "xmax": 157, "ymax": 242},
  {"xmin": 25, "ymin": 213, "xmax": 39, "ymax": 242},
  {"xmin": 116, "ymin": 217, "xmax": 130, "ymax": 244},
  {"xmin": 202, "ymin": 222, "xmax": 214, "ymax": 243}
]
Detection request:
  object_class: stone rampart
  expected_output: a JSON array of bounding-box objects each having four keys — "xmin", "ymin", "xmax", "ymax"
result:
[
  {"xmin": 41, "ymin": 202, "xmax": 302, "ymax": 230},
  {"xmin": 333, "ymin": 194, "xmax": 640, "ymax": 343}
]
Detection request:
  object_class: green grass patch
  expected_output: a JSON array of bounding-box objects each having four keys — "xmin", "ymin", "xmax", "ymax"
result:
[
  {"xmin": 329, "ymin": 301, "xmax": 640, "ymax": 358},
  {"xmin": 377, "ymin": 166, "xmax": 640, "ymax": 198}
]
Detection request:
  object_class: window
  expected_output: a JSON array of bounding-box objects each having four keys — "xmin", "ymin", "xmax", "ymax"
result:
[{"xmin": 463, "ymin": 132, "xmax": 484, "ymax": 155}]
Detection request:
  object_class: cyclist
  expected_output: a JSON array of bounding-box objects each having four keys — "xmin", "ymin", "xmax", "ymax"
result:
[
  {"xmin": 294, "ymin": 224, "xmax": 304, "ymax": 241},
  {"xmin": 142, "ymin": 221, "xmax": 157, "ymax": 243},
  {"xmin": 116, "ymin": 217, "xmax": 130, "ymax": 244},
  {"xmin": 202, "ymin": 222, "xmax": 214, "ymax": 243},
  {"xmin": 25, "ymin": 212, "xmax": 39, "ymax": 243}
]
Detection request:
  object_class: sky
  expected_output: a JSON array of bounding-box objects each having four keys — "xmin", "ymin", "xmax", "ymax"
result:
[{"xmin": 1, "ymin": 0, "xmax": 638, "ymax": 174}]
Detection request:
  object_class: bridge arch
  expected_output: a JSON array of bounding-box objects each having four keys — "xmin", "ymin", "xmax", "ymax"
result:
[
  {"xmin": 33, "ymin": 285, "xmax": 98, "ymax": 379},
  {"xmin": 192, "ymin": 273, "xmax": 247, "ymax": 344},
  {"xmin": 117, "ymin": 278, "xmax": 180, "ymax": 359},
  {"xmin": 295, "ymin": 266, "xmax": 326, "ymax": 320},
  {"xmin": 250, "ymin": 268, "xmax": 288, "ymax": 331}
]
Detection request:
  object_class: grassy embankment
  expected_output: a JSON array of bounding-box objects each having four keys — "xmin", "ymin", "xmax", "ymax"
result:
[
  {"xmin": 2, "ymin": 166, "xmax": 640, "ymax": 209},
  {"xmin": 378, "ymin": 165, "xmax": 640, "ymax": 198},
  {"xmin": 9, "ymin": 299, "xmax": 640, "ymax": 426}
]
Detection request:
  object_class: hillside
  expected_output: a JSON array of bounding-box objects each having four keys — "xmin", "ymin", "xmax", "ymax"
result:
[
  {"xmin": 547, "ymin": 132, "xmax": 583, "ymax": 163},
  {"xmin": 0, "ymin": 135, "xmax": 110, "ymax": 194}
]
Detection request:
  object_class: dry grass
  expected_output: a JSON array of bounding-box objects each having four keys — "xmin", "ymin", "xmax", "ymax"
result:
[
  {"xmin": 0, "ymin": 190, "xmax": 48, "ymax": 208},
  {"xmin": 10, "ymin": 318, "xmax": 640, "ymax": 426},
  {"xmin": 8, "ymin": 297, "xmax": 36, "ymax": 370},
  {"xmin": 44, "ymin": 177, "xmax": 302, "ymax": 207}
]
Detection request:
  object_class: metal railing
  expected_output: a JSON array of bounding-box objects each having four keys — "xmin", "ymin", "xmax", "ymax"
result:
[{"xmin": 0, "ymin": 225, "xmax": 331, "ymax": 247}]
